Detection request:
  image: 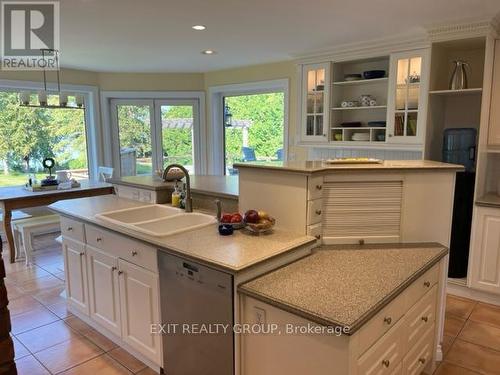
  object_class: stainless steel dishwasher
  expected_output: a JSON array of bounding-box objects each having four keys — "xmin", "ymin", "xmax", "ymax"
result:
[{"xmin": 158, "ymin": 252, "xmax": 234, "ymax": 375}]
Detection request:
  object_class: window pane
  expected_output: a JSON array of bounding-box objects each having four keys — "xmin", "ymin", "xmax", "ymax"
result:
[
  {"xmin": 224, "ymin": 92, "xmax": 285, "ymax": 175},
  {"xmin": 117, "ymin": 105, "xmax": 152, "ymax": 176},
  {"xmin": 0, "ymin": 91, "xmax": 88, "ymax": 187},
  {"xmin": 161, "ymin": 105, "xmax": 194, "ymax": 173}
]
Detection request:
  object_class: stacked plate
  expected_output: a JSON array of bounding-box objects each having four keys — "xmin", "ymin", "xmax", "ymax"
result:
[{"xmin": 351, "ymin": 132, "xmax": 370, "ymax": 141}]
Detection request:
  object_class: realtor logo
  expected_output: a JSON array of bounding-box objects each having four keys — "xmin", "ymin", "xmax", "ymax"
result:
[{"xmin": 1, "ymin": 1, "xmax": 60, "ymax": 70}]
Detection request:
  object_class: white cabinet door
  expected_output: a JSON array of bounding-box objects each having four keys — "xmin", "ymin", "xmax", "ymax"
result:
[
  {"xmin": 470, "ymin": 207, "xmax": 500, "ymax": 294},
  {"xmin": 86, "ymin": 245, "xmax": 121, "ymax": 336},
  {"xmin": 62, "ymin": 237, "xmax": 89, "ymax": 315},
  {"xmin": 118, "ymin": 258, "xmax": 161, "ymax": 365},
  {"xmin": 488, "ymin": 40, "xmax": 500, "ymax": 146},
  {"xmin": 301, "ymin": 62, "xmax": 331, "ymax": 142},
  {"xmin": 387, "ymin": 49, "xmax": 430, "ymax": 145}
]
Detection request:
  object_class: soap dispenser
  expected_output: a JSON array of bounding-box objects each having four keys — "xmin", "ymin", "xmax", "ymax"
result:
[{"xmin": 171, "ymin": 182, "xmax": 181, "ymax": 208}]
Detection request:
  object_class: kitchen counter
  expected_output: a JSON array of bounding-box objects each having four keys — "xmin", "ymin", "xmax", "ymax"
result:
[
  {"xmin": 476, "ymin": 193, "xmax": 500, "ymax": 208},
  {"xmin": 49, "ymin": 195, "xmax": 315, "ymax": 273},
  {"xmin": 234, "ymin": 159, "xmax": 463, "ymax": 174},
  {"xmin": 108, "ymin": 175, "xmax": 238, "ymax": 199},
  {"xmin": 239, "ymin": 243, "xmax": 447, "ymax": 334}
]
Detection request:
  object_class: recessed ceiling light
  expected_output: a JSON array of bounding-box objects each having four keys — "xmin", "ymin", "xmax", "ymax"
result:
[
  {"xmin": 202, "ymin": 50, "xmax": 216, "ymax": 55},
  {"xmin": 192, "ymin": 25, "xmax": 206, "ymax": 31}
]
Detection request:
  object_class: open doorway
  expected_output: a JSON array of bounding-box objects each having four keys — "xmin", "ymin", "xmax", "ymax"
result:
[{"xmin": 223, "ymin": 92, "xmax": 285, "ymax": 175}]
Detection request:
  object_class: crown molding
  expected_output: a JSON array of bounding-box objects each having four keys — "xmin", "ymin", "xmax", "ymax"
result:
[
  {"xmin": 293, "ymin": 18, "xmax": 498, "ymax": 65},
  {"xmin": 293, "ymin": 33, "xmax": 429, "ymax": 65},
  {"xmin": 427, "ymin": 19, "xmax": 497, "ymax": 42}
]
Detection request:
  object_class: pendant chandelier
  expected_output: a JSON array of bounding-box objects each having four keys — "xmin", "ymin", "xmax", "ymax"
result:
[{"xmin": 18, "ymin": 49, "xmax": 85, "ymax": 109}]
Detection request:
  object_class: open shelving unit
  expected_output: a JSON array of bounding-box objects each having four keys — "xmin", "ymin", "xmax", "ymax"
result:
[
  {"xmin": 330, "ymin": 56, "xmax": 390, "ymax": 143},
  {"xmin": 426, "ymin": 37, "xmax": 486, "ymax": 161}
]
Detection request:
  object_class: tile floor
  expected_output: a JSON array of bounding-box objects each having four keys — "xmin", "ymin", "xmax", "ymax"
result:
[
  {"xmin": 4, "ymin": 234, "xmax": 500, "ymax": 374},
  {"xmin": 3, "ymin": 233, "xmax": 156, "ymax": 375}
]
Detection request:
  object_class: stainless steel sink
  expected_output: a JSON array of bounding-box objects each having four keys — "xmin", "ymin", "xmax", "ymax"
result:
[{"xmin": 95, "ymin": 205, "xmax": 217, "ymax": 237}]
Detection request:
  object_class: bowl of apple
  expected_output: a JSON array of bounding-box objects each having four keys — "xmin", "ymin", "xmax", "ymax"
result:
[
  {"xmin": 219, "ymin": 212, "xmax": 246, "ymax": 229},
  {"xmin": 244, "ymin": 210, "xmax": 276, "ymax": 234}
]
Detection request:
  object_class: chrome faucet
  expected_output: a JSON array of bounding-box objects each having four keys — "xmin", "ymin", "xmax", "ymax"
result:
[{"xmin": 162, "ymin": 164, "xmax": 193, "ymax": 213}]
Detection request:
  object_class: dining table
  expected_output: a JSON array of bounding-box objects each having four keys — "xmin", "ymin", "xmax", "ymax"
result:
[{"xmin": 0, "ymin": 181, "xmax": 114, "ymax": 263}]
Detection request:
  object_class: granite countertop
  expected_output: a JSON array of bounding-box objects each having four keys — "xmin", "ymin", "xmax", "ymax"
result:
[
  {"xmin": 49, "ymin": 195, "xmax": 315, "ymax": 273},
  {"xmin": 239, "ymin": 243, "xmax": 448, "ymax": 334},
  {"xmin": 107, "ymin": 175, "xmax": 238, "ymax": 199},
  {"xmin": 234, "ymin": 160, "xmax": 463, "ymax": 174},
  {"xmin": 476, "ymin": 193, "xmax": 500, "ymax": 208}
]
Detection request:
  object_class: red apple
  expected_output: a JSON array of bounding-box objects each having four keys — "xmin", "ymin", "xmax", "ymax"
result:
[
  {"xmin": 221, "ymin": 214, "xmax": 233, "ymax": 223},
  {"xmin": 230, "ymin": 213, "xmax": 243, "ymax": 223},
  {"xmin": 244, "ymin": 210, "xmax": 259, "ymax": 224}
]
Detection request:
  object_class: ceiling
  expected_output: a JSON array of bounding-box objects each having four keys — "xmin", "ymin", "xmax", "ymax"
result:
[{"xmin": 60, "ymin": 0, "xmax": 500, "ymax": 73}]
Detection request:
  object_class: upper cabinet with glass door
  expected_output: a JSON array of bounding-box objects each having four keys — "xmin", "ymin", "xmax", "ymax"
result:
[
  {"xmin": 387, "ymin": 49, "xmax": 430, "ymax": 144},
  {"xmin": 301, "ymin": 63, "xmax": 330, "ymax": 142}
]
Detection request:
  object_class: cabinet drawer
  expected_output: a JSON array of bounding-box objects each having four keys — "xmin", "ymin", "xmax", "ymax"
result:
[
  {"xmin": 307, "ymin": 199, "xmax": 323, "ymax": 225},
  {"xmin": 60, "ymin": 216, "xmax": 85, "ymax": 243},
  {"xmin": 358, "ymin": 319, "xmax": 405, "ymax": 375},
  {"xmin": 402, "ymin": 324, "xmax": 434, "ymax": 375},
  {"xmin": 86, "ymin": 225, "xmax": 158, "ymax": 272},
  {"xmin": 358, "ymin": 290, "xmax": 406, "ymax": 356},
  {"xmin": 307, "ymin": 223, "xmax": 322, "ymax": 242},
  {"xmin": 404, "ymin": 284, "xmax": 437, "ymax": 350},
  {"xmin": 404, "ymin": 264, "xmax": 439, "ymax": 310},
  {"xmin": 307, "ymin": 176, "xmax": 324, "ymax": 200}
]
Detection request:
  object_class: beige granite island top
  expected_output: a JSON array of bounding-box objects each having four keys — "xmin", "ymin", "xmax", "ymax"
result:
[
  {"xmin": 234, "ymin": 159, "xmax": 463, "ymax": 174},
  {"xmin": 49, "ymin": 195, "xmax": 315, "ymax": 273},
  {"xmin": 239, "ymin": 243, "xmax": 448, "ymax": 334},
  {"xmin": 108, "ymin": 175, "xmax": 238, "ymax": 199}
]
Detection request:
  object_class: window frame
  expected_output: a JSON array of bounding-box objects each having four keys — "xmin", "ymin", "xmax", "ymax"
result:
[
  {"xmin": 101, "ymin": 91, "xmax": 206, "ymax": 176},
  {"xmin": 0, "ymin": 79, "xmax": 101, "ymax": 181},
  {"xmin": 208, "ymin": 79, "xmax": 289, "ymax": 175}
]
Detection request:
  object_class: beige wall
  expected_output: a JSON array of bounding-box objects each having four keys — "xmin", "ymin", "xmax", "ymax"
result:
[
  {"xmin": 203, "ymin": 61, "xmax": 307, "ymax": 161},
  {"xmin": 0, "ymin": 68, "xmax": 99, "ymax": 86},
  {"xmin": 98, "ymin": 72, "xmax": 204, "ymax": 91}
]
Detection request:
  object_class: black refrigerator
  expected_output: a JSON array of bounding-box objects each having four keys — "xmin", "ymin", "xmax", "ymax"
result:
[{"xmin": 443, "ymin": 128, "xmax": 477, "ymax": 278}]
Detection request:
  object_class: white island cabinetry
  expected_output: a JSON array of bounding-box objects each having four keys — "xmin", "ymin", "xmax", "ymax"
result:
[{"xmin": 60, "ymin": 216, "xmax": 162, "ymax": 369}]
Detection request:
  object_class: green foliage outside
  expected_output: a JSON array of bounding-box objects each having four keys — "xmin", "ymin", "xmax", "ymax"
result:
[
  {"xmin": 225, "ymin": 93, "xmax": 284, "ymax": 168},
  {"xmin": 0, "ymin": 92, "xmax": 88, "ymax": 186}
]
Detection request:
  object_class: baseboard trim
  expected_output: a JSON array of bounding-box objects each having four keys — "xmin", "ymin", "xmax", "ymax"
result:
[{"xmin": 447, "ymin": 282, "xmax": 500, "ymax": 306}]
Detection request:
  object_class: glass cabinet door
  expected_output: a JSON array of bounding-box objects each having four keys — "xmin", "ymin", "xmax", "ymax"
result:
[
  {"xmin": 302, "ymin": 63, "xmax": 330, "ymax": 141},
  {"xmin": 388, "ymin": 50, "xmax": 428, "ymax": 144}
]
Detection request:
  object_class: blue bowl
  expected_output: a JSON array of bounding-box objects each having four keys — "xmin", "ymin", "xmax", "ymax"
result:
[{"xmin": 363, "ymin": 70, "xmax": 386, "ymax": 79}]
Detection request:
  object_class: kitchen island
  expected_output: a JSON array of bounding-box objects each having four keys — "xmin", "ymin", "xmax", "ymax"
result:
[
  {"xmin": 239, "ymin": 243, "xmax": 448, "ymax": 375},
  {"xmin": 49, "ymin": 195, "xmax": 315, "ymax": 373}
]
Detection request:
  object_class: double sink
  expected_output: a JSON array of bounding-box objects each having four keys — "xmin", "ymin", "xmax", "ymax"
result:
[{"xmin": 95, "ymin": 205, "xmax": 217, "ymax": 237}]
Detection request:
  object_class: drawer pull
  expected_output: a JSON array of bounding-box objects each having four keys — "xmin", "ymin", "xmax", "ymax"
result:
[
  {"xmin": 315, "ymin": 209, "xmax": 322, "ymax": 215},
  {"xmin": 79, "ymin": 252, "xmax": 84, "ymax": 256},
  {"xmin": 383, "ymin": 316, "xmax": 392, "ymax": 325},
  {"xmin": 132, "ymin": 251, "xmax": 138, "ymax": 256},
  {"xmin": 382, "ymin": 359, "xmax": 390, "ymax": 368},
  {"xmin": 315, "ymin": 234, "xmax": 321, "ymax": 240},
  {"xmin": 111, "ymin": 266, "xmax": 117, "ymax": 271},
  {"xmin": 418, "ymin": 357, "xmax": 426, "ymax": 364},
  {"xmin": 67, "ymin": 227, "xmax": 73, "ymax": 231},
  {"xmin": 421, "ymin": 316, "xmax": 429, "ymax": 323},
  {"xmin": 423, "ymin": 281, "xmax": 431, "ymax": 287},
  {"xmin": 96, "ymin": 237, "xmax": 102, "ymax": 242},
  {"xmin": 118, "ymin": 270, "xmax": 123, "ymax": 275},
  {"xmin": 316, "ymin": 185, "xmax": 322, "ymax": 190}
]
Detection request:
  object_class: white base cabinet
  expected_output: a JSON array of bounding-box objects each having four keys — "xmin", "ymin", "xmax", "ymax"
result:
[
  {"xmin": 86, "ymin": 245, "xmax": 121, "ymax": 336},
  {"xmin": 60, "ymin": 216, "xmax": 162, "ymax": 367},
  {"xmin": 469, "ymin": 206, "xmax": 500, "ymax": 294},
  {"xmin": 63, "ymin": 238, "xmax": 89, "ymax": 315},
  {"xmin": 118, "ymin": 258, "xmax": 161, "ymax": 364}
]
